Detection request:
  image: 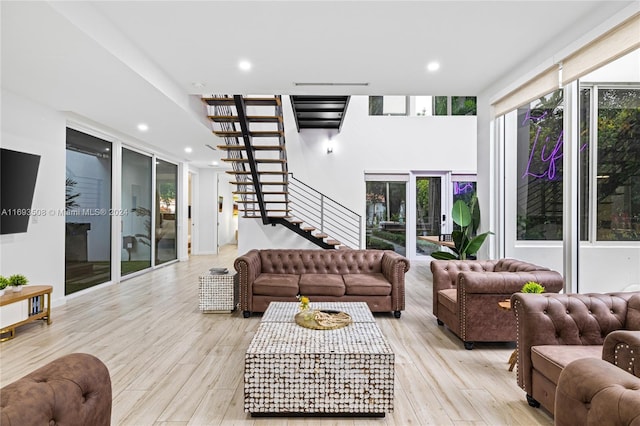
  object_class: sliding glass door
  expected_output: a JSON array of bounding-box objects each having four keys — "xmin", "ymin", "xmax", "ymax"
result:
[
  {"xmin": 156, "ymin": 159, "xmax": 178, "ymax": 265},
  {"xmin": 65, "ymin": 128, "xmax": 112, "ymax": 294},
  {"xmin": 365, "ymin": 176, "xmax": 407, "ymax": 255},
  {"xmin": 121, "ymin": 148, "xmax": 152, "ymax": 276},
  {"xmin": 415, "ymin": 176, "xmax": 442, "ymax": 256}
]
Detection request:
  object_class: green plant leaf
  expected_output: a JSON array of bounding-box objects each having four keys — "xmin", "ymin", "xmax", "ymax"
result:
[
  {"xmin": 464, "ymin": 232, "xmax": 493, "ymax": 255},
  {"xmin": 451, "ymin": 200, "xmax": 471, "ymax": 227},
  {"xmin": 430, "ymin": 251, "xmax": 459, "ymax": 260}
]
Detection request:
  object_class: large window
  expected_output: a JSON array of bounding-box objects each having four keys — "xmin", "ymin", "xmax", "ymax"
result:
[
  {"xmin": 580, "ymin": 85, "xmax": 640, "ymax": 241},
  {"xmin": 156, "ymin": 159, "xmax": 178, "ymax": 264},
  {"xmin": 65, "ymin": 128, "xmax": 112, "ymax": 294},
  {"xmin": 369, "ymin": 96, "xmax": 477, "ymax": 116},
  {"xmin": 516, "ymin": 89, "xmax": 564, "ymax": 240},
  {"xmin": 121, "ymin": 148, "xmax": 152, "ymax": 275}
]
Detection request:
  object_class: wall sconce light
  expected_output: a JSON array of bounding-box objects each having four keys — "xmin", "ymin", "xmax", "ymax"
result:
[{"xmin": 326, "ymin": 138, "xmax": 334, "ymax": 154}]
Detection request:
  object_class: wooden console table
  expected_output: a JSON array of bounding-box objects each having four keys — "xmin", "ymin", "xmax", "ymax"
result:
[
  {"xmin": 0, "ymin": 285, "xmax": 52, "ymax": 341},
  {"xmin": 417, "ymin": 235, "xmax": 456, "ymax": 249}
]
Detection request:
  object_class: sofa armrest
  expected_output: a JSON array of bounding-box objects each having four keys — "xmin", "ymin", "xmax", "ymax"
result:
[
  {"xmin": 555, "ymin": 358, "xmax": 640, "ymax": 426},
  {"xmin": 430, "ymin": 259, "xmax": 498, "ymax": 316},
  {"xmin": 234, "ymin": 249, "xmax": 262, "ymax": 313},
  {"xmin": 381, "ymin": 251, "xmax": 410, "ymax": 313},
  {"xmin": 603, "ymin": 330, "xmax": 640, "ymax": 377},
  {"xmin": 0, "ymin": 353, "xmax": 112, "ymax": 426}
]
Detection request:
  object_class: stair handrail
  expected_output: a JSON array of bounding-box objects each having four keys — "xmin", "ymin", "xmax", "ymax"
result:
[{"xmin": 288, "ymin": 173, "xmax": 362, "ymax": 248}]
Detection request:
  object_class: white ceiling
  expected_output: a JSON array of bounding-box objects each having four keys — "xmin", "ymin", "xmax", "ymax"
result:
[{"xmin": 1, "ymin": 1, "xmax": 636, "ymax": 168}]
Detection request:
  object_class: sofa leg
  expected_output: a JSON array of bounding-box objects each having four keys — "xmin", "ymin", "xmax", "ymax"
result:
[
  {"xmin": 436, "ymin": 319, "xmax": 444, "ymax": 326},
  {"xmin": 393, "ymin": 311, "xmax": 401, "ymax": 318},
  {"xmin": 464, "ymin": 341, "xmax": 474, "ymax": 350},
  {"xmin": 243, "ymin": 311, "xmax": 251, "ymax": 318},
  {"xmin": 526, "ymin": 394, "xmax": 540, "ymax": 408}
]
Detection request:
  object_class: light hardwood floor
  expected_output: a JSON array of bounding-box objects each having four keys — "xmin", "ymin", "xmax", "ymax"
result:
[{"xmin": 0, "ymin": 245, "xmax": 553, "ymax": 425}]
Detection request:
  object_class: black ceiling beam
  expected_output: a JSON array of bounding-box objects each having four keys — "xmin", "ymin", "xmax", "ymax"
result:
[{"xmin": 290, "ymin": 95, "xmax": 350, "ymax": 132}]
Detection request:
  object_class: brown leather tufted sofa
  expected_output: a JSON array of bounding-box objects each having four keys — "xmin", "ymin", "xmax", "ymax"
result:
[
  {"xmin": 511, "ymin": 291, "xmax": 640, "ymax": 415},
  {"xmin": 430, "ymin": 258, "xmax": 564, "ymax": 349},
  {"xmin": 555, "ymin": 350, "xmax": 640, "ymax": 425},
  {"xmin": 235, "ymin": 249, "xmax": 410, "ymax": 318},
  {"xmin": 0, "ymin": 353, "xmax": 112, "ymax": 426}
]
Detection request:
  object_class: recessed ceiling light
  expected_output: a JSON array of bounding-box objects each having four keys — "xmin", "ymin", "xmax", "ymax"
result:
[
  {"xmin": 192, "ymin": 81, "xmax": 206, "ymax": 89},
  {"xmin": 427, "ymin": 61, "xmax": 440, "ymax": 72},
  {"xmin": 184, "ymin": 147, "xmax": 193, "ymax": 153},
  {"xmin": 137, "ymin": 123, "xmax": 149, "ymax": 132},
  {"xmin": 212, "ymin": 161, "xmax": 219, "ymax": 166},
  {"xmin": 238, "ymin": 60, "xmax": 252, "ymax": 71}
]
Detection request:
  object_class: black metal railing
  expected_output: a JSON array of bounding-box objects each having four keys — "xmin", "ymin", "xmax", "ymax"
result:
[{"xmin": 287, "ymin": 173, "xmax": 362, "ymax": 248}]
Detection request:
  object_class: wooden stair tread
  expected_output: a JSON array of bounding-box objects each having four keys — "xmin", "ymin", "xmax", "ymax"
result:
[
  {"xmin": 223, "ymin": 158, "xmax": 286, "ymax": 163},
  {"xmin": 288, "ymin": 219, "xmax": 303, "ymax": 225},
  {"xmin": 213, "ymin": 130, "xmax": 284, "ymax": 137},
  {"xmin": 230, "ymin": 181, "xmax": 288, "ymax": 185},
  {"xmin": 326, "ymin": 240, "xmax": 341, "ymax": 246},
  {"xmin": 236, "ymin": 200, "xmax": 288, "ymax": 204},
  {"xmin": 314, "ymin": 233, "xmax": 329, "ymax": 239},
  {"xmin": 226, "ymin": 171, "xmax": 287, "ymax": 175},
  {"xmin": 209, "ymin": 115, "xmax": 282, "ymax": 123},
  {"xmin": 217, "ymin": 145, "xmax": 284, "ymax": 151},
  {"xmin": 233, "ymin": 191, "xmax": 287, "ymax": 195},
  {"xmin": 203, "ymin": 97, "xmax": 281, "ymax": 106},
  {"xmin": 302, "ymin": 227, "xmax": 316, "ymax": 232}
]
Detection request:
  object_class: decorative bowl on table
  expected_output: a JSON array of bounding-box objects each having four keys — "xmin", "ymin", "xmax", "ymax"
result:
[{"xmin": 294, "ymin": 309, "xmax": 352, "ymax": 330}]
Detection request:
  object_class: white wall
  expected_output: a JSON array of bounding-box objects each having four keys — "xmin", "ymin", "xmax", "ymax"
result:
[
  {"xmin": 1, "ymin": 90, "xmax": 67, "ymax": 305},
  {"xmin": 194, "ymin": 168, "xmax": 217, "ymax": 254},
  {"xmin": 216, "ymin": 172, "xmax": 238, "ymax": 246},
  {"xmin": 237, "ymin": 95, "xmax": 477, "ymax": 255}
]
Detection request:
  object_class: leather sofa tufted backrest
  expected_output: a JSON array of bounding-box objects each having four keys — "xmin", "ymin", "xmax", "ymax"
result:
[
  {"xmin": 430, "ymin": 259, "xmax": 498, "ymax": 286},
  {"xmin": 0, "ymin": 353, "xmax": 112, "ymax": 426},
  {"xmin": 627, "ymin": 293, "xmax": 640, "ymax": 330},
  {"xmin": 516, "ymin": 293, "xmax": 635, "ymax": 346},
  {"xmin": 259, "ymin": 249, "xmax": 385, "ymax": 275},
  {"xmin": 494, "ymin": 258, "xmax": 549, "ymax": 273}
]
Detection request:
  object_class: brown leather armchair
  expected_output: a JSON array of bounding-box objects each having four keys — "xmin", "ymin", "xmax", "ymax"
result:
[
  {"xmin": 430, "ymin": 258, "xmax": 563, "ymax": 349},
  {"xmin": 555, "ymin": 331, "xmax": 640, "ymax": 426},
  {"xmin": 0, "ymin": 353, "xmax": 112, "ymax": 426},
  {"xmin": 512, "ymin": 292, "xmax": 640, "ymax": 415}
]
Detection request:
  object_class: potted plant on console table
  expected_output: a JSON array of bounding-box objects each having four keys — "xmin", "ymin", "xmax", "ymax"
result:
[{"xmin": 8, "ymin": 274, "xmax": 28, "ymax": 292}]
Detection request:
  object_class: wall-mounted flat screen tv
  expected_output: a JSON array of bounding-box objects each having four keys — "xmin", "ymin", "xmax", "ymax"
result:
[{"xmin": 1, "ymin": 148, "xmax": 41, "ymax": 235}]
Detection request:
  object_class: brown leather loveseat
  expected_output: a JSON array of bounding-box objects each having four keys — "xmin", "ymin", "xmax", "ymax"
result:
[
  {"xmin": 0, "ymin": 353, "xmax": 112, "ymax": 425},
  {"xmin": 512, "ymin": 291, "xmax": 640, "ymax": 415},
  {"xmin": 235, "ymin": 249, "xmax": 410, "ymax": 318},
  {"xmin": 430, "ymin": 258, "xmax": 563, "ymax": 349}
]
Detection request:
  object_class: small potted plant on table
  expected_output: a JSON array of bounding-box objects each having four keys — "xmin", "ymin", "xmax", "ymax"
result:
[
  {"xmin": 8, "ymin": 274, "xmax": 28, "ymax": 292},
  {"xmin": 0, "ymin": 276, "xmax": 8, "ymax": 296}
]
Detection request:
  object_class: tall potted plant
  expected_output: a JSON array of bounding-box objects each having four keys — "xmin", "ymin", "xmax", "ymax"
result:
[{"xmin": 431, "ymin": 195, "xmax": 493, "ymax": 260}]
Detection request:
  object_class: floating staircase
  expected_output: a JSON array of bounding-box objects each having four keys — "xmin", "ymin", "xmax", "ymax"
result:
[{"xmin": 202, "ymin": 95, "xmax": 360, "ymax": 249}]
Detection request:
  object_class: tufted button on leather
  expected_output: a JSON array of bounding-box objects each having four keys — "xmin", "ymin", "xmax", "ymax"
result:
[
  {"xmin": 543, "ymin": 310, "xmax": 547, "ymax": 314},
  {"xmin": 566, "ymin": 310, "xmax": 570, "ymax": 314}
]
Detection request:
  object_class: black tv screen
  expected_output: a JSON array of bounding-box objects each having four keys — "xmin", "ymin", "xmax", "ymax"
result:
[{"xmin": 1, "ymin": 148, "xmax": 41, "ymax": 235}]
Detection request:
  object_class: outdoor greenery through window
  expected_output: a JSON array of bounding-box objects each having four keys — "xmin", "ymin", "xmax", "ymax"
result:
[
  {"xmin": 369, "ymin": 96, "xmax": 477, "ymax": 116},
  {"xmin": 581, "ymin": 86, "xmax": 640, "ymax": 241},
  {"xmin": 516, "ymin": 89, "xmax": 564, "ymax": 240},
  {"xmin": 365, "ymin": 180, "xmax": 406, "ymax": 255}
]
